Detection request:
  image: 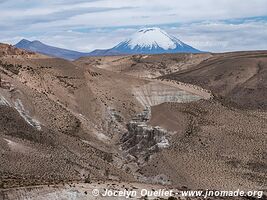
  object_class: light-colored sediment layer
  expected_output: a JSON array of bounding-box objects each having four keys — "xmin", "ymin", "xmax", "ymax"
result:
[
  {"xmin": 153, "ymin": 79, "xmax": 212, "ymax": 99},
  {"xmin": 132, "ymin": 81, "xmax": 203, "ymax": 108},
  {"xmin": 0, "ymin": 88, "xmax": 41, "ymax": 130}
]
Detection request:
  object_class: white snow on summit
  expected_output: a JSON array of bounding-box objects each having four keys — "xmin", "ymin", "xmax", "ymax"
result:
[
  {"xmin": 90, "ymin": 27, "xmax": 201, "ymax": 56},
  {"xmin": 125, "ymin": 27, "xmax": 183, "ymax": 50}
]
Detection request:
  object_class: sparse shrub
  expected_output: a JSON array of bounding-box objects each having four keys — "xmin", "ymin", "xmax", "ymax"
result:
[
  {"xmin": 84, "ymin": 174, "xmax": 91, "ymax": 183},
  {"xmin": 168, "ymin": 197, "xmax": 178, "ymax": 200}
]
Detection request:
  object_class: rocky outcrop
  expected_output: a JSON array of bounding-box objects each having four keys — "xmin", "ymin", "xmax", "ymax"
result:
[
  {"xmin": 122, "ymin": 82, "xmax": 206, "ymax": 166},
  {"xmin": 120, "ymin": 107, "xmax": 170, "ymax": 165},
  {"xmin": 121, "ymin": 122, "xmax": 169, "ymax": 165}
]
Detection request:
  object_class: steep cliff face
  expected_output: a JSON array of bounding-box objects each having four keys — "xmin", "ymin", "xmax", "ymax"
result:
[{"xmin": 121, "ymin": 121, "xmax": 169, "ymax": 164}]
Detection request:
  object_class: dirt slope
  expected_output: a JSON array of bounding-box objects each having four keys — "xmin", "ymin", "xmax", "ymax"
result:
[
  {"xmin": 0, "ymin": 44, "xmax": 206, "ymax": 189},
  {"xmin": 75, "ymin": 53, "xmax": 212, "ymax": 78},
  {"xmin": 163, "ymin": 51, "xmax": 267, "ymax": 110},
  {"xmin": 0, "ymin": 44, "xmax": 266, "ymax": 198},
  {"xmin": 143, "ymin": 100, "xmax": 267, "ymax": 190}
]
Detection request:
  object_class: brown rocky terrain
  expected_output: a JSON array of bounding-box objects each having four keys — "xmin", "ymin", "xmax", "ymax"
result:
[
  {"xmin": 0, "ymin": 43, "xmax": 47, "ymax": 59},
  {"xmin": 0, "ymin": 45, "xmax": 206, "ymax": 188},
  {"xmin": 75, "ymin": 53, "xmax": 212, "ymax": 78},
  {"xmin": 0, "ymin": 45, "xmax": 266, "ymax": 199},
  {"xmin": 142, "ymin": 100, "xmax": 267, "ymax": 190},
  {"xmin": 162, "ymin": 51, "xmax": 267, "ymax": 110}
]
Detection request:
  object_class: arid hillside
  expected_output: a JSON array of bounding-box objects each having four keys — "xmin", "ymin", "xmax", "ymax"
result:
[
  {"xmin": 162, "ymin": 51, "xmax": 267, "ymax": 110},
  {"xmin": 142, "ymin": 100, "xmax": 267, "ymax": 190},
  {"xmin": 75, "ymin": 53, "xmax": 212, "ymax": 78},
  {"xmin": 0, "ymin": 43, "xmax": 47, "ymax": 58},
  {"xmin": 0, "ymin": 45, "xmax": 266, "ymax": 200},
  {"xmin": 0, "ymin": 44, "xmax": 207, "ymax": 189}
]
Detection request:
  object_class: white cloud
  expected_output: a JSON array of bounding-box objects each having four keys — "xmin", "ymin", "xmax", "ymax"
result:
[
  {"xmin": 0, "ymin": 0, "xmax": 267, "ymax": 52},
  {"xmin": 169, "ymin": 20, "xmax": 267, "ymax": 52},
  {"xmin": 1, "ymin": 0, "xmax": 266, "ymax": 25}
]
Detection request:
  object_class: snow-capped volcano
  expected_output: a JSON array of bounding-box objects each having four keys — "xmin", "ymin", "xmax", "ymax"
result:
[
  {"xmin": 115, "ymin": 27, "xmax": 201, "ymax": 53},
  {"xmin": 15, "ymin": 28, "xmax": 202, "ymax": 59},
  {"xmin": 123, "ymin": 27, "xmax": 184, "ymax": 50},
  {"xmin": 89, "ymin": 27, "xmax": 202, "ymax": 56}
]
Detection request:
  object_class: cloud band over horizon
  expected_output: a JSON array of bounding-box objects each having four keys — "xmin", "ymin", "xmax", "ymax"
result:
[{"xmin": 0, "ymin": 0, "xmax": 266, "ymax": 52}]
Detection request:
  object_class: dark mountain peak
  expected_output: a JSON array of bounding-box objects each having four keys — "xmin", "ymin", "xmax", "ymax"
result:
[
  {"xmin": 15, "ymin": 39, "xmax": 90, "ymax": 60},
  {"xmin": 16, "ymin": 39, "xmax": 32, "ymax": 46}
]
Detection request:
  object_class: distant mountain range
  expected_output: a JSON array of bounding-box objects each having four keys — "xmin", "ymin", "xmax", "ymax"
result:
[
  {"xmin": 15, "ymin": 39, "xmax": 90, "ymax": 60},
  {"xmin": 15, "ymin": 28, "xmax": 202, "ymax": 60}
]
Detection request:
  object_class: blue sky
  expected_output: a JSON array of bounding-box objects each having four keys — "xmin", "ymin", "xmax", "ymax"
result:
[{"xmin": 0, "ymin": 0, "xmax": 267, "ymax": 52}]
